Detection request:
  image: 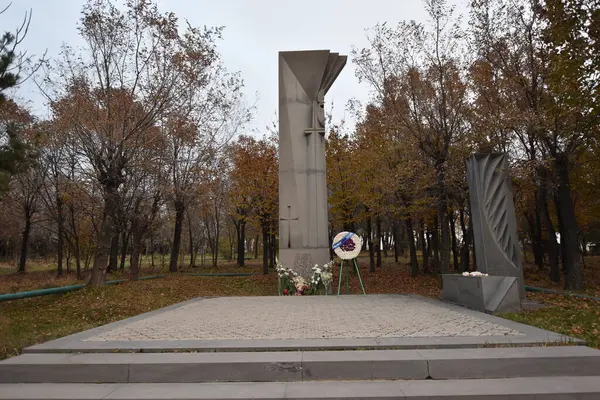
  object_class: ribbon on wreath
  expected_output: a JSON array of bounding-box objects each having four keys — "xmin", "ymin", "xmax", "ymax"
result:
[{"xmin": 332, "ymin": 231, "xmax": 355, "ymax": 250}]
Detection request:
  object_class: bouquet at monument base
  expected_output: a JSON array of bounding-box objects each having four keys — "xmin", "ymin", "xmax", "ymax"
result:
[{"xmin": 277, "ymin": 258, "xmax": 334, "ymax": 296}]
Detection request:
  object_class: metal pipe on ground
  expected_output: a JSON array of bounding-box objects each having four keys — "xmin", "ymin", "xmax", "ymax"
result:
[{"xmin": 0, "ymin": 275, "xmax": 166, "ymax": 303}]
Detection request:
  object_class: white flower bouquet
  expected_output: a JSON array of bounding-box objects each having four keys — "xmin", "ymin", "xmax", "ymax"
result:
[{"xmin": 462, "ymin": 271, "xmax": 489, "ymax": 277}]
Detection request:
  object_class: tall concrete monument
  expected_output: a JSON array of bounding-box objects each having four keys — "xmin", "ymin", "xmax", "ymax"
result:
[
  {"xmin": 467, "ymin": 153, "xmax": 525, "ymax": 299},
  {"xmin": 278, "ymin": 50, "xmax": 346, "ymax": 277}
]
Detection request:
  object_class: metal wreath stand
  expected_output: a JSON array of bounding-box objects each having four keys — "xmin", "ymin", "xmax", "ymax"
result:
[{"xmin": 332, "ymin": 231, "xmax": 367, "ymax": 296}]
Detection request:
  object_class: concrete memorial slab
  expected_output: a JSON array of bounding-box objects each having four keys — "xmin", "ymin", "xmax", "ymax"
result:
[{"xmin": 278, "ymin": 50, "xmax": 346, "ymax": 278}]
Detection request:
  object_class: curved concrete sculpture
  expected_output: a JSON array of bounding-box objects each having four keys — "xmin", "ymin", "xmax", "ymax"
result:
[
  {"xmin": 278, "ymin": 50, "xmax": 346, "ymax": 277},
  {"xmin": 466, "ymin": 153, "xmax": 525, "ymax": 299}
]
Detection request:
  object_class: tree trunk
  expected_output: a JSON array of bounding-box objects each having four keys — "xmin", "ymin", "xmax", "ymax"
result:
[
  {"xmin": 382, "ymin": 231, "xmax": 389, "ymax": 258},
  {"xmin": 74, "ymin": 236, "xmax": 82, "ymax": 280},
  {"xmin": 255, "ymin": 234, "xmax": 259, "ymax": 259},
  {"xmin": 393, "ymin": 221, "xmax": 399, "ymax": 263},
  {"xmin": 65, "ymin": 246, "xmax": 71, "ymax": 274},
  {"xmin": 420, "ymin": 220, "xmax": 429, "ymax": 274},
  {"xmin": 459, "ymin": 208, "xmax": 470, "ymax": 272},
  {"xmin": 554, "ymin": 156, "xmax": 583, "ymax": 290},
  {"xmin": 538, "ymin": 172, "xmax": 560, "ymax": 283},
  {"xmin": 56, "ymin": 194, "xmax": 64, "ymax": 276},
  {"xmin": 399, "ymin": 220, "xmax": 407, "ymax": 257},
  {"xmin": 269, "ymin": 232, "xmax": 276, "ymax": 269},
  {"xmin": 237, "ymin": 220, "xmax": 246, "ymax": 267},
  {"xmin": 406, "ymin": 217, "xmax": 419, "ymax": 276},
  {"xmin": 554, "ymin": 192, "xmax": 566, "ymax": 273},
  {"xmin": 18, "ymin": 209, "xmax": 32, "ymax": 273},
  {"xmin": 150, "ymin": 234, "xmax": 155, "ymax": 267},
  {"xmin": 107, "ymin": 232, "xmax": 119, "ymax": 274},
  {"xmin": 213, "ymin": 212, "xmax": 220, "ymax": 268},
  {"xmin": 375, "ymin": 215, "xmax": 382, "ymax": 267},
  {"xmin": 89, "ymin": 184, "xmax": 119, "ymax": 287},
  {"xmin": 543, "ymin": 207, "xmax": 561, "ymax": 283},
  {"xmin": 262, "ymin": 227, "xmax": 269, "ymax": 274},
  {"xmin": 431, "ymin": 217, "xmax": 440, "ymax": 274},
  {"xmin": 119, "ymin": 230, "xmax": 129, "ymax": 271},
  {"xmin": 449, "ymin": 210, "xmax": 458, "ymax": 272},
  {"xmin": 130, "ymin": 223, "xmax": 145, "ymax": 281},
  {"xmin": 187, "ymin": 211, "xmax": 195, "ymax": 268},
  {"xmin": 436, "ymin": 171, "xmax": 451, "ymax": 274},
  {"xmin": 169, "ymin": 199, "xmax": 185, "ymax": 273},
  {"xmin": 527, "ymin": 207, "xmax": 544, "ymax": 269},
  {"xmin": 367, "ymin": 214, "xmax": 375, "ymax": 273}
]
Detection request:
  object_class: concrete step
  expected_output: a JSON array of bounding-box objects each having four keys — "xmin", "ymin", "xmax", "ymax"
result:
[
  {"xmin": 1, "ymin": 377, "xmax": 600, "ymax": 399},
  {"xmin": 1, "ymin": 346, "xmax": 600, "ymax": 383}
]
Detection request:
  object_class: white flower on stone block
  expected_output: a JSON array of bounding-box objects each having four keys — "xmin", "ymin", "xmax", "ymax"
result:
[{"xmin": 462, "ymin": 271, "xmax": 489, "ymax": 277}]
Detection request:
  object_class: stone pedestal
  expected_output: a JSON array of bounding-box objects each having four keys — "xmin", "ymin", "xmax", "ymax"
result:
[
  {"xmin": 278, "ymin": 248, "xmax": 330, "ymax": 280},
  {"xmin": 441, "ymin": 274, "xmax": 522, "ymax": 314}
]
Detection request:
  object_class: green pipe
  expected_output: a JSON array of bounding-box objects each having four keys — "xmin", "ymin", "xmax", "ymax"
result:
[
  {"xmin": 0, "ymin": 275, "xmax": 166, "ymax": 303},
  {"xmin": 525, "ymin": 285, "xmax": 600, "ymax": 301},
  {"xmin": 0, "ymin": 284, "xmax": 87, "ymax": 301}
]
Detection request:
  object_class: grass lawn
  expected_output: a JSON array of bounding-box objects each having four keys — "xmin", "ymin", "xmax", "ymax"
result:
[
  {"xmin": 0, "ymin": 274, "xmax": 275, "ymax": 360},
  {"xmin": 500, "ymin": 293, "xmax": 600, "ymax": 349},
  {"xmin": 0, "ymin": 255, "xmax": 599, "ymax": 360},
  {"xmin": 499, "ymin": 258, "xmax": 600, "ymax": 349}
]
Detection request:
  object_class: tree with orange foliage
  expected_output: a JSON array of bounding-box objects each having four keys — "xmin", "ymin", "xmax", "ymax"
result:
[
  {"xmin": 229, "ymin": 135, "xmax": 278, "ymax": 274},
  {"xmin": 353, "ymin": 0, "xmax": 470, "ymax": 274}
]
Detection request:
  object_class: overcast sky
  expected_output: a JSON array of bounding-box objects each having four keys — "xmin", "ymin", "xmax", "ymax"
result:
[{"xmin": 5, "ymin": 0, "xmax": 468, "ymax": 135}]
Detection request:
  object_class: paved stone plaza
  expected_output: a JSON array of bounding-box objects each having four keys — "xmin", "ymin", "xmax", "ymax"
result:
[
  {"xmin": 86, "ymin": 295, "xmax": 522, "ymax": 341},
  {"xmin": 24, "ymin": 294, "xmax": 578, "ymax": 354}
]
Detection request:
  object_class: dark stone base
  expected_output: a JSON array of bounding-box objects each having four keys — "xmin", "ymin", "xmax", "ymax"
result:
[{"xmin": 442, "ymin": 275, "xmax": 522, "ymax": 314}]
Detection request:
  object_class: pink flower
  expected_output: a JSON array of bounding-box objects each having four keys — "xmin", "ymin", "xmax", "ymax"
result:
[{"xmin": 283, "ymin": 289, "xmax": 289, "ymax": 295}]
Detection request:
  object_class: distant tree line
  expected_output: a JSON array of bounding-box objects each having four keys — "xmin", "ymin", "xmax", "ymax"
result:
[{"xmin": 1, "ymin": 0, "xmax": 598, "ymax": 292}]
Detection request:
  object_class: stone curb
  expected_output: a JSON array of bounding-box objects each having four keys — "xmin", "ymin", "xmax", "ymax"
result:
[
  {"xmin": 1, "ymin": 377, "xmax": 600, "ymax": 399},
  {"xmin": 3, "ymin": 346, "xmax": 600, "ymax": 383}
]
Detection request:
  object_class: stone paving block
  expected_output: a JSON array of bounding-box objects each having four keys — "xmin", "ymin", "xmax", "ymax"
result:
[
  {"xmin": 399, "ymin": 376, "xmax": 600, "ymax": 399},
  {"xmin": 419, "ymin": 346, "xmax": 600, "ymax": 379},
  {"xmin": 128, "ymin": 352, "xmax": 302, "ymax": 383},
  {"xmin": 301, "ymin": 350, "xmax": 428, "ymax": 381},
  {"xmin": 104, "ymin": 382, "xmax": 287, "ymax": 399},
  {"xmin": 0, "ymin": 383, "xmax": 119, "ymax": 399},
  {"xmin": 284, "ymin": 381, "xmax": 404, "ymax": 399},
  {"xmin": 0, "ymin": 354, "xmax": 128, "ymax": 383}
]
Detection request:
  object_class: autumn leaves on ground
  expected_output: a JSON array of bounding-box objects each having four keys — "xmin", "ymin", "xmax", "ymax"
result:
[{"xmin": 2, "ymin": 256, "xmax": 599, "ymax": 360}]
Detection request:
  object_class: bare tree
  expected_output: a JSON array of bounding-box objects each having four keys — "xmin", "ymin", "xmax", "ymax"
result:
[{"xmin": 42, "ymin": 0, "xmax": 229, "ymax": 286}]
